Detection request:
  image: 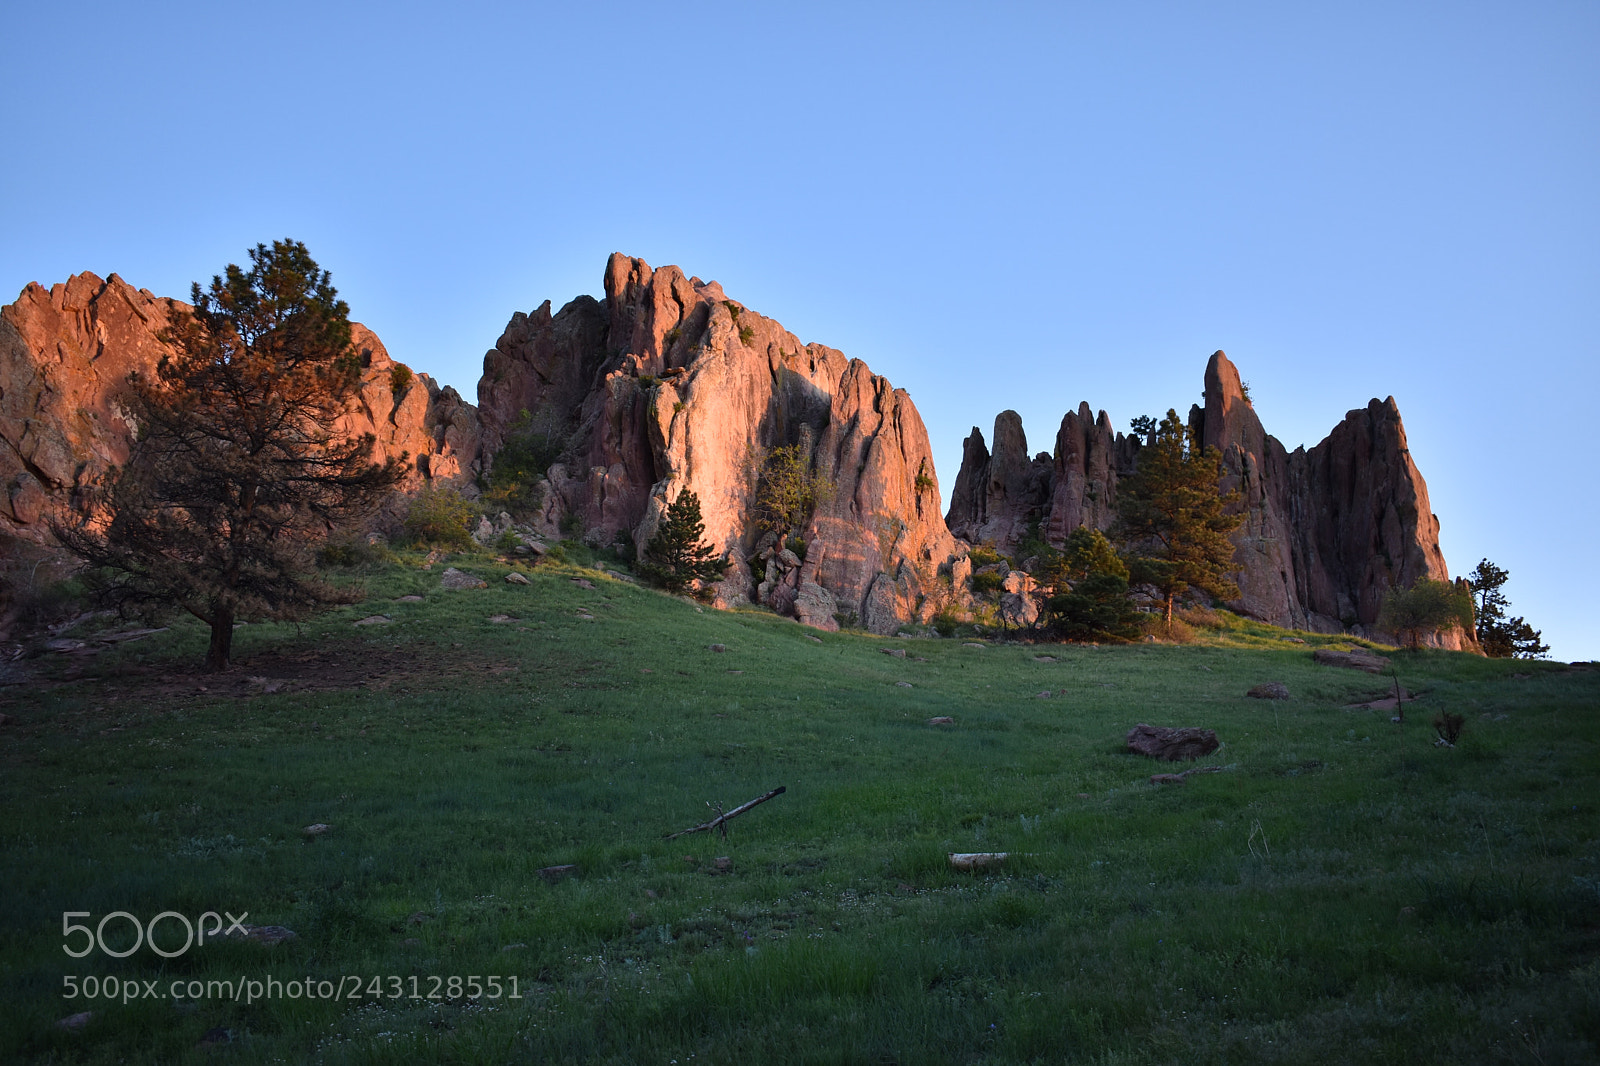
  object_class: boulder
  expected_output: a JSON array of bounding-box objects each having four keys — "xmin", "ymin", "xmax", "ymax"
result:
[
  {"xmin": 1125, "ymin": 724, "xmax": 1220, "ymax": 761},
  {"xmin": 440, "ymin": 567, "xmax": 487, "ymax": 590},
  {"xmin": 504, "ymin": 571, "xmax": 531, "ymax": 585},
  {"xmin": 793, "ymin": 581, "xmax": 839, "ymax": 631},
  {"xmin": 999, "ymin": 591, "xmax": 1040, "ymax": 628}
]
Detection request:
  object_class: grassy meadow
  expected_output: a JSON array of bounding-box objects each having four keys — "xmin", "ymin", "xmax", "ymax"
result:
[{"xmin": 1, "ymin": 548, "xmax": 1597, "ymax": 1064}]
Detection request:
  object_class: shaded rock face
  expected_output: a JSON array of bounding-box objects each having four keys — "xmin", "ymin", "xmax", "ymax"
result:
[
  {"xmin": 0, "ymin": 272, "xmax": 479, "ymax": 543},
  {"xmin": 478, "ymin": 253, "xmax": 965, "ymax": 632},
  {"xmin": 946, "ymin": 404, "xmax": 1137, "ymax": 557},
  {"xmin": 950, "ymin": 350, "xmax": 1472, "ymax": 649},
  {"xmin": 944, "ymin": 411, "xmax": 1052, "ymax": 550}
]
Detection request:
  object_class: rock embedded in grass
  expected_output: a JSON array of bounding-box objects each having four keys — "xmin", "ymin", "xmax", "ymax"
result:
[
  {"xmin": 226, "ymin": 925, "xmax": 298, "ymax": 945},
  {"xmin": 1312, "ymin": 648, "xmax": 1390, "ymax": 673},
  {"xmin": 1125, "ymin": 724, "xmax": 1221, "ymax": 761},
  {"xmin": 1247, "ymin": 682, "xmax": 1290, "ymax": 699},
  {"xmin": 440, "ymin": 567, "xmax": 487, "ymax": 590},
  {"xmin": 882, "ymin": 648, "xmax": 907, "ymax": 658},
  {"xmin": 927, "ymin": 716, "xmax": 955, "ymax": 725},
  {"xmin": 504, "ymin": 571, "xmax": 531, "ymax": 585},
  {"xmin": 352, "ymin": 615, "xmax": 391, "ymax": 626}
]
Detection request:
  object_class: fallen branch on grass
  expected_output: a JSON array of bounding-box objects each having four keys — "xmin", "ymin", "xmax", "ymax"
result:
[
  {"xmin": 665, "ymin": 786, "xmax": 786, "ymax": 840},
  {"xmin": 1150, "ymin": 764, "xmax": 1230, "ymax": 785},
  {"xmin": 949, "ymin": 852, "xmax": 1009, "ymax": 871}
]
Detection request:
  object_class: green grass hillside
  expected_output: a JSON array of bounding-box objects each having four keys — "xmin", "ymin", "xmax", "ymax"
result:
[{"xmin": 3, "ymin": 551, "xmax": 1596, "ymax": 1064}]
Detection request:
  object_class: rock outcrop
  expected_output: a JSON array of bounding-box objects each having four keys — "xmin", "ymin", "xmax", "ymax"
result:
[
  {"xmin": 477, "ymin": 253, "xmax": 966, "ymax": 632},
  {"xmin": 950, "ymin": 350, "xmax": 1473, "ymax": 648},
  {"xmin": 0, "ymin": 272, "xmax": 479, "ymax": 543},
  {"xmin": 946, "ymin": 404, "xmax": 1137, "ymax": 555}
]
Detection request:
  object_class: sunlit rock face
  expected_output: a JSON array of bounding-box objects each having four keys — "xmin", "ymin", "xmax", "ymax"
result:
[
  {"xmin": 950, "ymin": 350, "xmax": 1473, "ymax": 649},
  {"xmin": 0, "ymin": 272, "xmax": 478, "ymax": 543},
  {"xmin": 477, "ymin": 253, "xmax": 965, "ymax": 632}
]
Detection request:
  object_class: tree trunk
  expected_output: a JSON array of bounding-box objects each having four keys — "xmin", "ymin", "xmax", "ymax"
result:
[
  {"xmin": 206, "ymin": 605, "xmax": 235, "ymax": 672},
  {"xmin": 1165, "ymin": 594, "xmax": 1175, "ymax": 628}
]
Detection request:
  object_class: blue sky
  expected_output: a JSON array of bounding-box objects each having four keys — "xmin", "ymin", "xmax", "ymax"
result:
[{"xmin": 4, "ymin": 2, "xmax": 1595, "ymax": 658}]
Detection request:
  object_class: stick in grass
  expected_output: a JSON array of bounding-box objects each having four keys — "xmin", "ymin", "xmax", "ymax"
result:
[{"xmin": 665, "ymin": 786, "xmax": 786, "ymax": 840}]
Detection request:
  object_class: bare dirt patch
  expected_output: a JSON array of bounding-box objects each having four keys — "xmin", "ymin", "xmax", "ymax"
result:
[{"xmin": 0, "ymin": 637, "xmax": 519, "ymax": 709}]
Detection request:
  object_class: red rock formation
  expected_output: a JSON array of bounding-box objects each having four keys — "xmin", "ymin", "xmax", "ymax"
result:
[
  {"xmin": 0, "ymin": 272, "xmax": 477, "ymax": 542},
  {"xmin": 944, "ymin": 411, "xmax": 1051, "ymax": 552},
  {"xmin": 949, "ymin": 350, "xmax": 1474, "ymax": 648},
  {"xmin": 478, "ymin": 253, "xmax": 966, "ymax": 632}
]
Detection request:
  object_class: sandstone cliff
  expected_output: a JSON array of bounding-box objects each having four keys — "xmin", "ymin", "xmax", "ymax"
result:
[
  {"xmin": 948, "ymin": 351, "xmax": 1472, "ymax": 648},
  {"xmin": 0, "ymin": 272, "xmax": 479, "ymax": 543},
  {"xmin": 478, "ymin": 253, "xmax": 965, "ymax": 633}
]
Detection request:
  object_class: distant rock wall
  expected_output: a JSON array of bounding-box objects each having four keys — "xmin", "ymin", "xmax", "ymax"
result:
[
  {"xmin": 477, "ymin": 253, "xmax": 965, "ymax": 632},
  {"xmin": 948, "ymin": 351, "xmax": 1474, "ymax": 649},
  {"xmin": 0, "ymin": 272, "xmax": 478, "ymax": 544}
]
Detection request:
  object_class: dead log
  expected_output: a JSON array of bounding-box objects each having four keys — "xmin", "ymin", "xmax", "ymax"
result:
[
  {"xmin": 949, "ymin": 852, "xmax": 1009, "ymax": 871},
  {"xmin": 665, "ymin": 786, "xmax": 786, "ymax": 840}
]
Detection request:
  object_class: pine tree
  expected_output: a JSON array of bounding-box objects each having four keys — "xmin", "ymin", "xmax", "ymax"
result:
[
  {"xmin": 1041, "ymin": 526, "xmax": 1143, "ymax": 641},
  {"xmin": 53, "ymin": 241, "xmax": 406, "ymax": 671},
  {"xmin": 1467, "ymin": 558, "xmax": 1549, "ymax": 658},
  {"xmin": 1114, "ymin": 409, "xmax": 1243, "ymax": 624},
  {"xmin": 638, "ymin": 490, "xmax": 728, "ymax": 595}
]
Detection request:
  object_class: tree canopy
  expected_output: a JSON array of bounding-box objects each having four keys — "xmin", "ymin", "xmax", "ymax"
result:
[
  {"xmin": 1378, "ymin": 578, "xmax": 1475, "ymax": 650},
  {"xmin": 1040, "ymin": 526, "xmax": 1143, "ymax": 641},
  {"xmin": 54, "ymin": 240, "xmax": 406, "ymax": 671},
  {"xmin": 1114, "ymin": 409, "xmax": 1243, "ymax": 624},
  {"xmin": 751, "ymin": 443, "xmax": 833, "ymax": 537}
]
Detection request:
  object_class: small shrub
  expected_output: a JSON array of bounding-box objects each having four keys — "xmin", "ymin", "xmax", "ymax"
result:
[
  {"xmin": 1142, "ymin": 614, "xmax": 1195, "ymax": 643},
  {"xmin": 1175, "ymin": 604, "xmax": 1224, "ymax": 629},
  {"xmin": 664, "ymin": 327, "xmax": 682, "ymax": 345},
  {"xmin": 317, "ymin": 534, "xmax": 391, "ymax": 569},
  {"xmin": 738, "ymin": 325, "xmax": 755, "ymax": 346},
  {"xmin": 493, "ymin": 529, "xmax": 520, "ymax": 553},
  {"xmin": 932, "ymin": 607, "xmax": 961, "ymax": 637},
  {"xmin": 785, "ymin": 536, "xmax": 807, "ymax": 561},
  {"xmin": 914, "ymin": 458, "xmax": 935, "ymax": 495},
  {"xmin": 483, "ymin": 407, "xmax": 566, "ymax": 514},
  {"xmin": 970, "ymin": 571, "xmax": 1004, "ymax": 595},
  {"xmin": 388, "ymin": 364, "xmax": 414, "ymax": 395},
  {"xmin": 403, "ymin": 486, "xmax": 477, "ymax": 549},
  {"xmin": 673, "ymin": 401, "xmax": 685, "ymax": 413},
  {"xmin": 969, "ymin": 545, "xmax": 1004, "ymax": 569},
  {"xmin": 638, "ymin": 375, "xmax": 658, "ymax": 388},
  {"xmin": 723, "ymin": 300, "xmax": 742, "ymax": 320},
  {"xmin": 1433, "ymin": 712, "xmax": 1465, "ymax": 747}
]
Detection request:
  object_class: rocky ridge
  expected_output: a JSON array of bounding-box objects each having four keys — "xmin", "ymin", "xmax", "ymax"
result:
[
  {"xmin": 4, "ymin": 262, "xmax": 1470, "ymax": 644},
  {"xmin": 0, "ymin": 272, "xmax": 480, "ymax": 544},
  {"xmin": 477, "ymin": 253, "xmax": 965, "ymax": 633},
  {"xmin": 948, "ymin": 350, "xmax": 1472, "ymax": 648}
]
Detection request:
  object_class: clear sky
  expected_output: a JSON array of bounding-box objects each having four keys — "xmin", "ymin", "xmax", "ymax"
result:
[{"xmin": 4, "ymin": 2, "xmax": 1595, "ymax": 659}]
